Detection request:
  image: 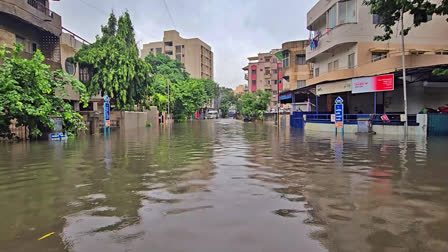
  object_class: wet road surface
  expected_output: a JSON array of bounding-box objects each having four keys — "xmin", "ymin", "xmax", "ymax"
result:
[{"xmin": 1, "ymin": 119, "xmax": 448, "ymax": 251}]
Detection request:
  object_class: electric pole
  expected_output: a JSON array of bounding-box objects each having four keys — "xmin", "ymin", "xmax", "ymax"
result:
[{"xmin": 400, "ymin": 7, "xmax": 409, "ymax": 136}]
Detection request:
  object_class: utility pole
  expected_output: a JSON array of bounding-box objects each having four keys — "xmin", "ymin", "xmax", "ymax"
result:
[
  {"xmin": 400, "ymin": 7, "xmax": 409, "ymax": 136},
  {"xmin": 277, "ymin": 79, "xmax": 280, "ymax": 127},
  {"xmin": 167, "ymin": 79, "xmax": 170, "ymax": 122}
]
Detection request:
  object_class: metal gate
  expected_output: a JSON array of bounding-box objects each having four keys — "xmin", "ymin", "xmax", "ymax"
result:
[{"xmin": 428, "ymin": 114, "xmax": 448, "ymax": 136}]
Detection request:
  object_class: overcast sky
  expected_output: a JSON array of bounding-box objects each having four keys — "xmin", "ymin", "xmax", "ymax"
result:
[{"xmin": 52, "ymin": 0, "xmax": 318, "ymax": 89}]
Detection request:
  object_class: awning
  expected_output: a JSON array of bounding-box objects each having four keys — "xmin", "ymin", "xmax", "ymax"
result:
[
  {"xmin": 408, "ymin": 49, "xmax": 432, "ymax": 54},
  {"xmin": 369, "ymin": 47, "xmax": 396, "ymax": 52},
  {"xmin": 279, "ymin": 93, "xmax": 292, "ymax": 101},
  {"xmin": 274, "ymin": 50, "xmax": 284, "ymax": 61}
]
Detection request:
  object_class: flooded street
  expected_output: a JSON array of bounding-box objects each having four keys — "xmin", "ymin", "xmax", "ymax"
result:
[{"xmin": 1, "ymin": 119, "xmax": 448, "ymax": 252}]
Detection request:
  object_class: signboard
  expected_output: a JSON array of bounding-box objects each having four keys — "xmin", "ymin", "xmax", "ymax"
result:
[
  {"xmin": 279, "ymin": 93, "xmax": 292, "ymax": 101},
  {"xmin": 352, "ymin": 74, "xmax": 394, "ymax": 94},
  {"xmin": 104, "ymin": 95, "xmax": 110, "ymax": 129},
  {"xmin": 317, "ymin": 80, "xmax": 352, "ymax": 96},
  {"xmin": 50, "ymin": 132, "xmax": 67, "ymax": 141},
  {"xmin": 335, "ymin": 96, "xmax": 344, "ymax": 129}
]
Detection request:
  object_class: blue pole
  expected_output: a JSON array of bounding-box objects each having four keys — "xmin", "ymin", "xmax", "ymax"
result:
[{"xmin": 374, "ymin": 92, "xmax": 377, "ymax": 114}]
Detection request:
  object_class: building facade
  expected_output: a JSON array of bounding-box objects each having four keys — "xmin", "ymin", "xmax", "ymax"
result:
[
  {"xmin": 0, "ymin": 0, "xmax": 62, "ymax": 70},
  {"xmin": 305, "ymin": 0, "xmax": 448, "ymax": 115},
  {"xmin": 233, "ymin": 84, "xmax": 247, "ymax": 95},
  {"xmin": 141, "ymin": 30, "xmax": 214, "ymax": 80},
  {"xmin": 281, "ymin": 40, "xmax": 312, "ymax": 91},
  {"xmin": 243, "ymin": 50, "xmax": 282, "ymax": 109}
]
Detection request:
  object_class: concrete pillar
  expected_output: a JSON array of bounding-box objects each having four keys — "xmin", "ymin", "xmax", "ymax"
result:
[{"xmin": 93, "ymin": 102, "xmax": 98, "ymax": 111}]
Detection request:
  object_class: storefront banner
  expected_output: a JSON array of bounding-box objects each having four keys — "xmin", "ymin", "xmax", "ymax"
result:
[
  {"xmin": 316, "ymin": 80, "xmax": 351, "ymax": 96},
  {"xmin": 352, "ymin": 74, "xmax": 394, "ymax": 94}
]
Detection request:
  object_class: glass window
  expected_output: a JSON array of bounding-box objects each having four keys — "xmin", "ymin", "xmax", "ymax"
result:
[
  {"xmin": 251, "ymin": 69, "xmax": 256, "ymax": 75},
  {"xmin": 176, "ymin": 54, "xmax": 181, "ymax": 61},
  {"xmin": 175, "ymin": 45, "xmax": 182, "ymax": 53},
  {"xmin": 297, "ymin": 80, "xmax": 306, "ymax": 89},
  {"xmin": 372, "ymin": 52, "xmax": 387, "ymax": 62},
  {"xmin": 79, "ymin": 66, "xmax": 90, "ymax": 82},
  {"xmin": 296, "ymin": 54, "xmax": 306, "ymax": 65},
  {"xmin": 15, "ymin": 35, "xmax": 25, "ymax": 46},
  {"xmin": 282, "ymin": 51, "xmax": 290, "ymax": 68},
  {"xmin": 348, "ymin": 53, "xmax": 355, "ymax": 68},
  {"xmin": 333, "ymin": 60, "xmax": 339, "ymax": 70},
  {"xmin": 339, "ymin": 0, "xmax": 356, "ymax": 25},
  {"xmin": 315, "ymin": 68, "xmax": 320, "ymax": 77},
  {"xmin": 252, "ymin": 80, "xmax": 256, "ymax": 85},
  {"xmin": 166, "ymin": 50, "xmax": 173, "ymax": 55},
  {"xmin": 65, "ymin": 57, "xmax": 76, "ymax": 76},
  {"xmin": 328, "ymin": 4, "xmax": 337, "ymax": 29},
  {"xmin": 164, "ymin": 41, "xmax": 173, "ymax": 46}
]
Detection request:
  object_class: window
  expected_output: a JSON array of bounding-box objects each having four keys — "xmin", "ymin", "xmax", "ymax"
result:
[
  {"xmin": 32, "ymin": 43, "xmax": 38, "ymax": 52},
  {"xmin": 176, "ymin": 54, "xmax": 181, "ymax": 61},
  {"xmin": 267, "ymin": 80, "xmax": 271, "ymax": 85},
  {"xmin": 328, "ymin": 4, "xmax": 337, "ymax": 29},
  {"xmin": 315, "ymin": 68, "xmax": 320, "ymax": 77},
  {"xmin": 328, "ymin": 62, "xmax": 333, "ymax": 72},
  {"xmin": 164, "ymin": 41, "xmax": 173, "ymax": 46},
  {"xmin": 348, "ymin": 53, "xmax": 355, "ymax": 68},
  {"xmin": 79, "ymin": 66, "xmax": 90, "ymax": 82},
  {"xmin": 273, "ymin": 91, "xmax": 278, "ymax": 95},
  {"xmin": 156, "ymin": 48, "xmax": 162, "ymax": 54},
  {"xmin": 372, "ymin": 52, "xmax": 387, "ymax": 62},
  {"xmin": 372, "ymin": 14, "xmax": 384, "ymax": 25},
  {"xmin": 175, "ymin": 45, "xmax": 182, "ymax": 53},
  {"xmin": 297, "ymin": 80, "xmax": 306, "ymax": 89},
  {"xmin": 265, "ymin": 68, "xmax": 271, "ymax": 74},
  {"xmin": 333, "ymin": 60, "xmax": 339, "ymax": 70},
  {"xmin": 338, "ymin": 0, "xmax": 356, "ymax": 25},
  {"xmin": 273, "ymin": 69, "xmax": 278, "ymax": 74},
  {"xmin": 296, "ymin": 54, "xmax": 306, "ymax": 65},
  {"xmin": 264, "ymin": 57, "xmax": 271, "ymax": 62},
  {"xmin": 65, "ymin": 57, "xmax": 76, "ymax": 76},
  {"xmin": 166, "ymin": 50, "xmax": 173, "ymax": 55},
  {"xmin": 273, "ymin": 58, "xmax": 277, "ymax": 63},
  {"xmin": 251, "ymin": 69, "xmax": 256, "ymax": 75},
  {"xmin": 150, "ymin": 48, "xmax": 154, "ymax": 52},
  {"xmin": 16, "ymin": 35, "xmax": 25, "ymax": 46},
  {"xmin": 282, "ymin": 51, "xmax": 290, "ymax": 68},
  {"xmin": 260, "ymin": 69, "xmax": 263, "ymax": 71},
  {"xmin": 252, "ymin": 80, "xmax": 256, "ymax": 85}
]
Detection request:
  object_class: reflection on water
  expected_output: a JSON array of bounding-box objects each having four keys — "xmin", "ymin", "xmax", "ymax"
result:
[{"xmin": 1, "ymin": 120, "xmax": 448, "ymax": 252}]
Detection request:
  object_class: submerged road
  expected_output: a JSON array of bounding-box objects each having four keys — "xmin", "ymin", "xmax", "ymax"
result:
[{"xmin": 1, "ymin": 119, "xmax": 448, "ymax": 251}]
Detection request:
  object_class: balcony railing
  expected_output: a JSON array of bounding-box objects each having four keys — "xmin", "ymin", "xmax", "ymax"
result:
[{"xmin": 27, "ymin": 0, "xmax": 54, "ymax": 18}]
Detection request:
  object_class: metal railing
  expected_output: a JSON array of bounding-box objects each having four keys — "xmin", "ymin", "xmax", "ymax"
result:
[
  {"xmin": 305, "ymin": 114, "xmax": 419, "ymax": 126},
  {"xmin": 27, "ymin": 0, "xmax": 53, "ymax": 18}
]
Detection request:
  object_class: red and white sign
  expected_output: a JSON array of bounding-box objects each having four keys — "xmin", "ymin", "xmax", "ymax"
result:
[
  {"xmin": 352, "ymin": 74, "xmax": 394, "ymax": 94},
  {"xmin": 335, "ymin": 121, "xmax": 344, "ymax": 128}
]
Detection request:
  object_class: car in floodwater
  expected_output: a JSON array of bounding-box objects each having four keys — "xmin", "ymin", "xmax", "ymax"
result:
[{"xmin": 206, "ymin": 110, "xmax": 219, "ymax": 119}]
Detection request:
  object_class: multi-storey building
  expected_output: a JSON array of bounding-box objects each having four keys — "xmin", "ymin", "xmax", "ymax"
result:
[
  {"xmin": 281, "ymin": 40, "xmax": 312, "ymax": 91},
  {"xmin": 234, "ymin": 84, "xmax": 247, "ymax": 95},
  {"xmin": 141, "ymin": 30, "xmax": 214, "ymax": 80},
  {"xmin": 243, "ymin": 50, "xmax": 282, "ymax": 109},
  {"xmin": 305, "ymin": 0, "xmax": 448, "ymax": 115},
  {"xmin": 0, "ymin": 0, "xmax": 62, "ymax": 70}
]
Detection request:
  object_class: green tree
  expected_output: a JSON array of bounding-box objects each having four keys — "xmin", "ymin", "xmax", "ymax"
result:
[
  {"xmin": 202, "ymin": 79, "xmax": 220, "ymax": 104},
  {"xmin": 237, "ymin": 90, "xmax": 270, "ymax": 119},
  {"xmin": 220, "ymin": 91, "xmax": 238, "ymax": 118},
  {"xmin": 363, "ymin": 0, "xmax": 448, "ymax": 41},
  {"xmin": 172, "ymin": 79, "xmax": 207, "ymax": 121},
  {"xmin": 145, "ymin": 53, "xmax": 189, "ymax": 82},
  {"xmin": 75, "ymin": 12, "xmax": 152, "ymax": 109},
  {"xmin": 0, "ymin": 45, "xmax": 88, "ymax": 139}
]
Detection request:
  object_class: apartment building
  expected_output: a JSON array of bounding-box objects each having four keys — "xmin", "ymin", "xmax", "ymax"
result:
[
  {"xmin": 243, "ymin": 50, "xmax": 282, "ymax": 109},
  {"xmin": 234, "ymin": 84, "xmax": 247, "ymax": 95},
  {"xmin": 280, "ymin": 40, "xmax": 312, "ymax": 91},
  {"xmin": 141, "ymin": 30, "xmax": 214, "ymax": 80},
  {"xmin": 0, "ymin": 0, "xmax": 62, "ymax": 70},
  {"xmin": 305, "ymin": 0, "xmax": 448, "ymax": 115}
]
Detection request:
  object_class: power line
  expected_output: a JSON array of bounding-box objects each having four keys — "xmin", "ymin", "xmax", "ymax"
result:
[
  {"xmin": 77, "ymin": 0, "xmax": 109, "ymax": 16},
  {"xmin": 162, "ymin": 0, "xmax": 177, "ymax": 30}
]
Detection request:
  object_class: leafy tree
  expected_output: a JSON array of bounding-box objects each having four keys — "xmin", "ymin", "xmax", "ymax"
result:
[
  {"xmin": 0, "ymin": 45, "xmax": 88, "ymax": 139},
  {"xmin": 363, "ymin": 0, "xmax": 448, "ymax": 41},
  {"xmin": 75, "ymin": 12, "xmax": 152, "ymax": 109},
  {"xmin": 145, "ymin": 53, "xmax": 189, "ymax": 82},
  {"xmin": 220, "ymin": 91, "xmax": 238, "ymax": 118},
  {"xmin": 237, "ymin": 90, "xmax": 270, "ymax": 119},
  {"xmin": 172, "ymin": 79, "xmax": 207, "ymax": 121},
  {"xmin": 202, "ymin": 79, "xmax": 220, "ymax": 104}
]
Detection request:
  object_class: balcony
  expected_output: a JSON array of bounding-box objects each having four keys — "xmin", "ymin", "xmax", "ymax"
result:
[
  {"xmin": 264, "ymin": 85, "xmax": 272, "ymax": 90},
  {"xmin": 0, "ymin": 0, "xmax": 62, "ymax": 36},
  {"xmin": 264, "ymin": 73, "xmax": 271, "ymax": 79}
]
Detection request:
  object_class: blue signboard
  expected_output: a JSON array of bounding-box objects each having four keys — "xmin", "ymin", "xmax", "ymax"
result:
[
  {"xmin": 104, "ymin": 102, "xmax": 110, "ymax": 121},
  {"xmin": 335, "ymin": 96, "xmax": 344, "ymax": 104},
  {"xmin": 279, "ymin": 93, "xmax": 292, "ymax": 101},
  {"xmin": 335, "ymin": 104, "xmax": 344, "ymax": 122}
]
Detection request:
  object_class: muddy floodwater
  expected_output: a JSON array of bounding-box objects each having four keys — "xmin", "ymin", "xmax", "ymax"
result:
[{"xmin": 1, "ymin": 119, "xmax": 448, "ymax": 252}]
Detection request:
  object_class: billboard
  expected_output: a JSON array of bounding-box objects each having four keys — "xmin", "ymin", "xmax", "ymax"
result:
[{"xmin": 352, "ymin": 74, "xmax": 394, "ymax": 94}]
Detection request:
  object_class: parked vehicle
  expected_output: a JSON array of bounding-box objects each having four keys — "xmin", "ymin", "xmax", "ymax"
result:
[{"xmin": 206, "ymin": 110, "xmax": 219, "ymax": 119}]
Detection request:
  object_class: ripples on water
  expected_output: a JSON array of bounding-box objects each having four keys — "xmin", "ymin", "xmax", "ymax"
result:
[{"xmin": 0, "ymin": 120, "xmax": 447, "ymax": 252}]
